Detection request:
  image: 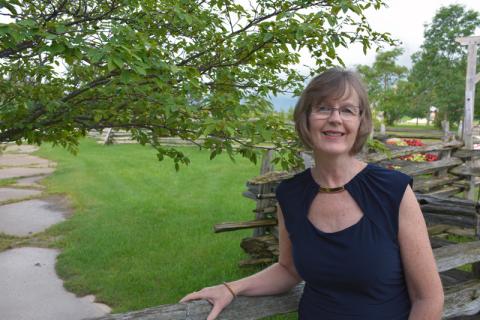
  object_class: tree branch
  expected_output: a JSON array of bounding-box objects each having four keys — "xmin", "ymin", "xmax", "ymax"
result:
[
  {"xmin": 61, "ymin": 72, "xmax": 118, "ymax": 102},
  {"xmin": 0, "ymin": 40, "xmax": 37, "ymax": 58},
  {"xmin": 177, "ymin": 0, "xmax": 327, "ymax": 67}
]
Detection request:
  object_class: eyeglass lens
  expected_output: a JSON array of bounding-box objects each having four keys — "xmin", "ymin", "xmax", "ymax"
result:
[{"xmin": 311, "ymin": 106, "xmax": 360, "ymax": 120}]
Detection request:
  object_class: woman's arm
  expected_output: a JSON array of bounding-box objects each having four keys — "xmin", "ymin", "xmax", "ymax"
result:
[
  {"xmin": 398, "ymin": 185, "xmax": 444, "ymax": 320},
  {"xmin": 179, "ymin": 206, "xmax": 302, "ymax": 320}
]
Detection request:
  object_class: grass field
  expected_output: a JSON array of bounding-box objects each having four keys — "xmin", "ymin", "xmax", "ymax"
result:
[{"xmin": 35, "ymin": 139, "xmax": 296, "ymax": 319}]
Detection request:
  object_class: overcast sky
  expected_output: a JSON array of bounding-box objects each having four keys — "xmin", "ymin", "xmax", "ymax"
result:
[
  {"xmin": 338, "ymin": 0, "xmax": 480, "ymax": 68},
  {"xmin": 273, "ymin": 0, "xmax": 480, "ymax": 110}
]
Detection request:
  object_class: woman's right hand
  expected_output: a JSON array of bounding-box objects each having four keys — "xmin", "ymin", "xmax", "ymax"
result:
[{"xmin": 179, "ymin": 283, "xmax": 235, "ymax": 320}]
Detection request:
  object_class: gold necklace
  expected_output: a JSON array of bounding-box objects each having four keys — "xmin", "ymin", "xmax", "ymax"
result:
[{"xmin": 318, "ymin": 185, "xmax": 345, "ymax": 193}]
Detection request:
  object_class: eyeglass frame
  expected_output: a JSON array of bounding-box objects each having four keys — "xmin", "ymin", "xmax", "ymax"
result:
[{"xmin": 310, "ymin": 105, "xmax": 363, "ymax": 120}]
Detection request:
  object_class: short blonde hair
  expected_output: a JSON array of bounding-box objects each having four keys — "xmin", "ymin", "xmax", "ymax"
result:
[{"xmin": 293, "ymin": 68, "xmax": 372, "ymax": 155}]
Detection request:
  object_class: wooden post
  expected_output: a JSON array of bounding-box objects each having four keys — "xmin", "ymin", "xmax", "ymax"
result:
[
  {"xmin": 457, "ymin": 120, "xmax": 463, "ymax": 140},
  {"xmin": 380, "ymin": 123, "xmax": 386, "ymax": 136},
  {"xmin": 435, "ymin": 121, "xmax": 452, "ymax": 178},
  {"xmin": 103, "ymin": 128, "xmax": 113, "ymax": 145},
  {"xmin": 253, "ymin": 150, "xmax": 274, "ymax": 237},
  {"xmin": 441, "ymin": 120, "xmax": 450, "ymax": 142},
  {"xmin": 456, "ymin": 36, "xmax": 480, "ymax": 200},
  {"xmin": 457, "ymin": 36, "xmax": 480, "ymax": 277}
]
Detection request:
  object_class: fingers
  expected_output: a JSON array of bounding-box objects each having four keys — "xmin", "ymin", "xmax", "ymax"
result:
[
  {"xmin": 180, "ymin": 290, "xmax": 231, "ymax": 320},
  {"xmin": 206, "ymin": 303, "xmax": 224, "ymax": 320},
  {"xmin": 179, "ymin": 291, "xmax": 201, "ymax": 303}
]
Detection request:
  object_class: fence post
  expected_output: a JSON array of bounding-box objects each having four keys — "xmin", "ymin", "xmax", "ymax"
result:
[
  {"xmin": 441, "ymin": 120, "xmax": 450, "ymax": 142},
  {"xmin": 456, "ymin": 36, "xmax": 479, "ymax": 200},
  {"xmin": 464, "ymin": 41, "xmax": 477, "ymax": 200},
  {"xmin": 380, "ymin": 123, "xmax": 386, "ymax": 136},
  {"xmin": 103, "ymin": 128, "xmax": 113, "ymax": 145},
  {"xmin": 434, "ymin": 121, "xmax": 452, "ymax": 178},
  {"xmin": 458, "ymin": 120, "xmax": 463, "ymax": 140},
  {"xmin": 253, "ymin": 149, "xmax": 274, "ymax": 237}
]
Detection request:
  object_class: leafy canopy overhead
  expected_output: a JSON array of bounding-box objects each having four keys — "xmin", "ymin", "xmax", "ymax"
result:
[{"xmin": 0, "ymin": 0, "xmax": 393, "ymax": 169}]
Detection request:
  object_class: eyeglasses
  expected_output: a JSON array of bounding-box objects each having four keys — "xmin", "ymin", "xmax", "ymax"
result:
[{"xmin": 310, "ymin": 105, "xmax": 361, "ymax": 120}]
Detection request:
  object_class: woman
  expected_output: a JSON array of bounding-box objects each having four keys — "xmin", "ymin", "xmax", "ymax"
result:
[{"xmin": 180, "ymin": 68, "xmax": 444, "ymax": 319}]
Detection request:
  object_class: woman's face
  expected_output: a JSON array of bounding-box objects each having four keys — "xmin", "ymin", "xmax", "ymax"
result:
[{"xmin": 307, "ymin": 86, "xmax": 362, "ymax": 157}]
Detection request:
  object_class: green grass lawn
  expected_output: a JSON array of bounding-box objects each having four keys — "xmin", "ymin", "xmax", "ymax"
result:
[{"xmin": 35, "ymin": 139, "xmax": 296, "ymax": 319}]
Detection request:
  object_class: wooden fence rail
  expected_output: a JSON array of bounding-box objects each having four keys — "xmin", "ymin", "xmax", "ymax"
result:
[
  {"xmin": 88, "ymin": 241, "xmax": 480, "ymax": 320},
  {"xmin": 208, "ymin": 138, "xmax": 480, "ymax": 319}
]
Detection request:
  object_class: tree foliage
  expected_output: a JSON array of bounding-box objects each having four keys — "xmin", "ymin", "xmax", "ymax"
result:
[
  {"xmin": 0, "ymin": 0, "xmax": 393, "ymax": 168},
  {"xmin": 408, "ymin": 4, "xmax": 480, "ymax": 124},
  {"xmin": 356, "ymin": 48, "xmax": 408, "ymax": 125}
]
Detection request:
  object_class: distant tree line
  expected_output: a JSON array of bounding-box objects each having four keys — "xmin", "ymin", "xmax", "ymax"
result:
[{"xmin": 356, "ymin": 4, "xmax": 480, "ymax": 127}]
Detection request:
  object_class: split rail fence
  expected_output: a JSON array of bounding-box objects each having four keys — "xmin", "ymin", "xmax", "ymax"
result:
[
  {"xmin": 212, "ymin": 138, "xmax": 480, "ymax": 319},
  {"xmin": 89, "ymin": 135, "xmax": 480, "ymax": 319}
]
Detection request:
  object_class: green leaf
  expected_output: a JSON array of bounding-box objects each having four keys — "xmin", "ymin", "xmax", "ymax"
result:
[
  {"xmin": 132, "ymin": 65, "xmax": 147, "ymax": 75},
  {"xmin": 204, "ymin": 124, "xmax": 216, "ymax": 136},
  {"xmin": 326, "ymin": 15, "xmax": 337, "ymax": 27},
  {"xmin": 64, "ymin": 54, "xmax": 74, "ymax": 64},
  {"xmin": 45, "ymin": 33, "xmax": 57, "ymax": 40},
  {"xmin": 8, "ymin": 26, "xmax": 23, "ymax": 42},
  {"xmin": 17, "ymin": 19, "xmax": 36, "ymax": 27},
  {"xmin": 107, "ymin": 59, "xmax": 116, "ymax": 72},
  {"xmin": 184, "ymin": 14, "xmax": 193, "ymax": 24},
  {"xmin": 49, "ymin": 42, "xmax": 65, "ymax": 54},
  {"xmin": 170, "ymin": 65, "xmax": 179, "ymax": 73},
  {"xmin": 263, "ymin": 33, "xmax": 273, "ymax": 42},
  {"xmin": 88, "ymin": 49, "xmax": 104, "ymax": 63},
  {"xmin": 327, "ymin": 46, "xmax": 336, "ymax": 59},
  {"xmin": 112, "ymin": 57, "xmax": 124, "ymax": 69},
  {"xmin": 120, "ymin": 70, "xmax": 132, "ymax": 83},
  {"xmin": 0, "ymin": 25, "xmax": 9, "ymax": 36},
  {"xmin": 347, "ymin": 3, "xmax": 362, "ymax": 15},
  {"xmin": 55, "ymin": 24, "xmax": 66, "ymax": 33},
  {"xmin": 260, "ymin": 128, "xmax": 272, "ymax": 141}
]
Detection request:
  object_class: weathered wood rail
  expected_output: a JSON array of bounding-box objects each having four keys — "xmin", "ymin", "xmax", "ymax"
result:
[
  {"xmin": 88, "ymin": 241, "xmax": 480, "ymax": 319},
  {"xmin": 216, "ymin": 140, "xmax": 480, "ymax": 249}
]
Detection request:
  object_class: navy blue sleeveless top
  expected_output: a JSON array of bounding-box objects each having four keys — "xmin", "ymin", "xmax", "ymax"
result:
[{"xmin": 275, "ymin": 163, "xmax": 413, "ymax": 319}]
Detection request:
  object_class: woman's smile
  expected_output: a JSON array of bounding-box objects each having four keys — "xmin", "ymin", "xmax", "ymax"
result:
[{"xmin": 322, "ymin": 130, "xmax": 345, "ymax": 137}]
